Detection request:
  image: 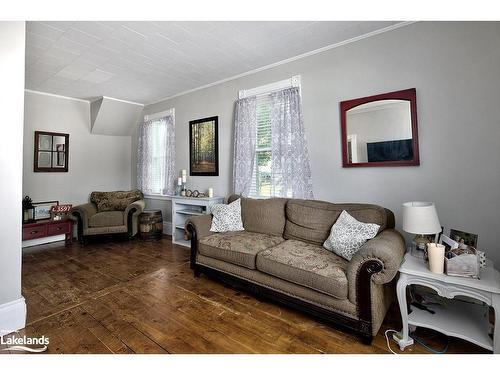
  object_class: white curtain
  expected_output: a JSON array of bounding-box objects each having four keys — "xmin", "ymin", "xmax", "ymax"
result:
[
  {"xmin": 233, "ymin": 96, "xmax": 257, "ymax": 196},
  {"xmin": 137, "ymin": 115, "xmax": 176, "ymax": 195},
  {"xmin": 270, "ymin": 87, "xmax": 314, "ymax": 199}
]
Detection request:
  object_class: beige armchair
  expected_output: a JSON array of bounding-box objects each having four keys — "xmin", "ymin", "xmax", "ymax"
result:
[{"xmin": 71, "ymin": 190, "xmax": 145, "ymax": 243}]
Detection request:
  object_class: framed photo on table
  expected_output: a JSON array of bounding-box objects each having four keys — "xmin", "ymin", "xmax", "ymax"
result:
[
  {"xmin": 189, "ymin": 116, "xmax": 219, "ymax": 176},
  {"xmin": 33, "ymin": 200, "xmax": 59, "ymax": 221}
]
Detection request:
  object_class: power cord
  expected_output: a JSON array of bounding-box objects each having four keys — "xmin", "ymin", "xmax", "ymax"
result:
[
  {"xmin": 384, "ymin": 329, "xmax": 449, "ymax": 354},
  {"xmin": 384, "ymin": 329, "xmax": 399, "ymax": 354}
]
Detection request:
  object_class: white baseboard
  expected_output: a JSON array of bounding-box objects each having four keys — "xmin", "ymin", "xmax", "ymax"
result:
[
  {"xmin": 0, "ymin": 297, "xmax": 26, "ymax": 337},
  {"xmin": 163, "ymin": 221, "xmax": 172, "ymax": 235},
  {"xmin": 22, "ymin": 234, "xmax": 65, "ymax": 248}
]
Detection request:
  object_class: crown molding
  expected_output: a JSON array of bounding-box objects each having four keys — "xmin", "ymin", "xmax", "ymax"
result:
[
  {"xmin": 101, "ymin": 95, "xmax": 144, "ymax": 107},
  {"xmin": 24, "ymin": 89, "xmax": 90, "ymax": 103},
  {"xmin": 145, "ymin": 21, "xmax": 417, "ymax": 106}
]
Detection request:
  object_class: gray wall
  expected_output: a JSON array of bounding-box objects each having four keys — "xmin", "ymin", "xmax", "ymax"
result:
[
  {"xmin": 134, "ymin": 22, "xmax": 500, "ymax": 265},
  {"xmin": 0, "ymin": 22, "xmax": 25, "ymax": 306},
  {"xmin": 24, "ymin": 91, "xmax": 132, "ymax": 205}
]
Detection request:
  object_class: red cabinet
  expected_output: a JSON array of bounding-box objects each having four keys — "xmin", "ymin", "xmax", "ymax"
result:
[{"xmin": 22, "ymin": 219, "xmax": 73, "ymax": 244}]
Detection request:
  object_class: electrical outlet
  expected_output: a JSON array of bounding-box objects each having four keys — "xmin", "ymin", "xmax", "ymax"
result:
[{"xmin": 392, "ymin": 331, "xmax": 413, "ymax": 350}]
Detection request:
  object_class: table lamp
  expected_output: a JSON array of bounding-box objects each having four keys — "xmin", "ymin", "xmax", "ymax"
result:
[{"xmin": 402, "ymin": 201, "xmax": 441, "ymax": 259}]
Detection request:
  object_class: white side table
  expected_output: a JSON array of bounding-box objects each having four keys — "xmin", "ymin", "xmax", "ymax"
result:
[
  {"xmin": 397, "ymin": 253, "xmax": 500, "ymax": 353},
  {"xmin": 170, "ymin": 195, "xmax": 224, "ymax": 247}
]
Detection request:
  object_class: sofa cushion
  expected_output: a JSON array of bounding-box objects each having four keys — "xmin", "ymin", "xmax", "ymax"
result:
[
  {"xmin": 199, "ymin": 231, "xmax": 285, "ymax": 269},
  {"xmin": 228, "ymin": 195, "xmax": 287, "ymax": 237},
  {"xmin": 90, "ymin": 189, "xmax": 143, "ymax": 212},
  {"xmin": 88, "ymin": 211, "xmax": 124, "ymax": 227},
  {"xmin": 284, "ymin": 199, "xmax": 390, "ymax": 245},
  {"xmin": 256, "ymin": 239, "xmax": 349, "ymax": 299}
]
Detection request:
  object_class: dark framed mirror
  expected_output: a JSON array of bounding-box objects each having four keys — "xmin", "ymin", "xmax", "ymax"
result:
[
  {"xmin": 34, "ymin": 131, "xmax": 69, "ymax": 172},
  {"xmin": 340, "ymin": 88, "xmax": 419, "ymax": 167}
]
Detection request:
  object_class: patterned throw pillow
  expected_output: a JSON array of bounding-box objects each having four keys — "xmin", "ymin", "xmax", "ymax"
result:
[
  {"xmin": 210, "ymin": 198, "xmax": 245, "ymax": 232},
  {"xmin": 323, "ymin": 210, "xmax": 380, "ymax": 261}
]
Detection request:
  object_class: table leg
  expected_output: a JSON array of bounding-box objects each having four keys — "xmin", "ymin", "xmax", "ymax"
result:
[
  {"xmin": 396, "ymin": 275, "xmax": 414, "ymax": 350},
  {"xmin": 493, "ymin": 293, "xmax": 499, "ymax": 354}
]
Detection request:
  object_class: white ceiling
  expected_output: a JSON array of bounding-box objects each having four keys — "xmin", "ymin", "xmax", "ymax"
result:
[{"xmin": 25, "ymin": 21, "xmax": 400, "ymax": 104}]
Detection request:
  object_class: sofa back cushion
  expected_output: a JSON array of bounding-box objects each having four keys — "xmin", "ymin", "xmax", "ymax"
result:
[
  {"xmin": 284, "ymin": 199, "xmax": 393, "ymax": 245},
  {"xmin": 228, "ymin": 195, "xmax": 287, "ymax": 237},
  {"xmin": 90, "ymin": 189, "xmax": 144, "ymax": 212}
]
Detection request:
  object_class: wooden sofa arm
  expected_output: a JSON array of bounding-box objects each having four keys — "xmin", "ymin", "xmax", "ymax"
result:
[
  {"xmin": 346, "ymin": 229, "xmax": 406, "ymax": 303},
  {"xmin": 185, "ymin": 214, "xmax": 213, "ymax": 271},
  {"xmin": 71, "ymin": 203, "xmax": 97, "ymax": 228},
  {"xmin": 125, "ymin": 199, "xmax": 146, "ymax": 236}
]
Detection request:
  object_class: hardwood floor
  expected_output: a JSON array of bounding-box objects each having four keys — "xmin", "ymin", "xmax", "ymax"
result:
[{"xmin": 4, "ymin": 236, "xmax": 488, "ymax": 354}]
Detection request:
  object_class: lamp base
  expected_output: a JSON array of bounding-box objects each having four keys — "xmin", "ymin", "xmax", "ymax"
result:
[{"xmin": 410, "ymin": 234, "xmax": 430, "ymax": 259}]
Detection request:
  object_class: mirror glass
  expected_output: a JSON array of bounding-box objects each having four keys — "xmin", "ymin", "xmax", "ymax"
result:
[
  {"xmin": 346, "ymin": 100, "xmax": 412, "ymax": 163},
  {"xmin": 341, "ymin": 88, "xmax": 419, "ymax": 167}
]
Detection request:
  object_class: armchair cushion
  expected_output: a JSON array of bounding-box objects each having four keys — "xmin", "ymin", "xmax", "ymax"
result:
[
  {"xmin": 90, "ymin": 189, "xmax": 143, "ymax": 212},
  {"xmin": 88, "ymin": 211, "xmax": 124, "ymax": 228}
]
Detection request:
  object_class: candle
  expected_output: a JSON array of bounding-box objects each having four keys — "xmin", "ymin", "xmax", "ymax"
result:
[
  {"xmin": 181, "ymin": 169, "xmax": 187, "ymax": 177},
  {"xmin": 182, "ymin": 175, "xmax": 187, "ymax": 183},
  {"xmin": 177, "ymin": 177, "xmax": 182, "ymax": 186},
  {"xmin": 427, "ymin": 243, "xmax": 445, "ymax": 274},
  {"xmin": 208, "ymin": 188, "xmax": 214, "ymax": 198}
]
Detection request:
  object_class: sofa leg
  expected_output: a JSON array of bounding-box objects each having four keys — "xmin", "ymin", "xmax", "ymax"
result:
[
  {"xmin": 193, "ymin": 267, "xmax": 201, "ymax": 278},
  {"xmin": 359, "ymin": 332, "xmax": 374, "ymax": 345},
  {"xmin": 79, "ymin": 236, "xmax": 89, "ymax": 246}
]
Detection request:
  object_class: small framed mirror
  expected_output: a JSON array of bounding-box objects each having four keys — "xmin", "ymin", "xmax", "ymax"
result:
[
  {"xmin": 34, "ymin": 131, "xmax": 69, "ymax": 172},
  {"xmin": 340, "ymin": 88, "xmax": 419, "ymax": 167}
]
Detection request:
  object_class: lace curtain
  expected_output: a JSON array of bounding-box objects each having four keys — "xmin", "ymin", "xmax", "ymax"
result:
[
  {"xmin": 137, "ymin": 115, "xmax": 176, "ymax": 195},
  {"xmin": 232, "ymin": 96, "xmax": 257, "ymax": 196},
  {"xmin": 270, "ymin": 87, "xmax": 314, "ymax": 199}
]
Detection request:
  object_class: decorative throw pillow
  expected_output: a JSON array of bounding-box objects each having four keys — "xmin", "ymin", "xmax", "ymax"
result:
[
  {"xmin": 210, "ymin": 198, "xmax": 245, "ymax": 232},
  {"xmin": 323, "ymin": 210, "xmax": 380, "ymax": 261}
]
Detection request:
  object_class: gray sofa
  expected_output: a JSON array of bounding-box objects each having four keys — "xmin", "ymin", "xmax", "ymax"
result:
[{"xmin": 186, "ymin": 195, "xmax": 405, "ymax": 343}]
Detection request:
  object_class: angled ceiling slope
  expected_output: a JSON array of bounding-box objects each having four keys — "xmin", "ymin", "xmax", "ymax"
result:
[{"xmin": 90, "ymin": 97, "xmax": 143, "ymax": 136}]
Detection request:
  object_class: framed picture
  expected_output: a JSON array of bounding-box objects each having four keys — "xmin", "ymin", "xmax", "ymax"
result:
[
  {"xmin": 449, "ymin": 229, "xmax": 478, "ymax": 248},
  {"xmin": 189, "ymin": 116, "xmax": 218, "ymax": 176},
  {"xmin": 34, "ymin": 131, "xmax": 69, "ymax": 172},
  {"xmin": 33, "ymin": 200, "xmax": 59, "ymax": 221}
]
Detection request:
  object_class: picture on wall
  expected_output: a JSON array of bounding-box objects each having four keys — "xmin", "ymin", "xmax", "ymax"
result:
[
  {"xmin": 34, "ymin": 131, "xmax": 69, "ymax": 172},
  {"xmin": 189, "ymin": 116, "xmax": 219, "ymax": 176}
]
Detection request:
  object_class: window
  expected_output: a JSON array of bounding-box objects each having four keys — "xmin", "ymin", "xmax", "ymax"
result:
[
  {"xmin": 137, "ymin": 110, "xmax": 176, "ymax": 196},
  {"xmin": 235, "ymin": 75, "xmax": 312, "ymax": 199},
  {"xmin": 249, "ymin": 95, "xmax": 290, "ymax": 198}
]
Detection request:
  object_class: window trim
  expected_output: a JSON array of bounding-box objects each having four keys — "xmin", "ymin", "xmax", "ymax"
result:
[{"xmin": 238, "ymin": 75, "xmax": 301, "ymax": 99}]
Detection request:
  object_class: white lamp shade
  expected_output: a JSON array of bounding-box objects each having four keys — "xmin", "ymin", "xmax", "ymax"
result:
[{"xmin": 402, "ymin": 201, "xmax": 441, "ymax": 235}]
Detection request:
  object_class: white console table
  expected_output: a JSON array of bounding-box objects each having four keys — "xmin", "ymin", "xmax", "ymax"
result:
[
  {"xmin": 170, "ymin": 195, "xmax": 224, "ymax": 247},
  {"xmin": 396, "ymin": 253, "xmax": 500, "ymax": 353}
]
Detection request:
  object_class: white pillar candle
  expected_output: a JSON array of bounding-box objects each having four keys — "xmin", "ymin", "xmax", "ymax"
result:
[
  {"xmin": 427, "ymin": 243, "xmax": 445, "ymax": 274},
  {"xmin": 177, "ymin": 177, "xmax": 182, "ymax": 186},
  {"xmin": 182, "ymin": 175, "xmax": 187, "ymax": 183},
  {"xmin": 181, "ymin": 169, "xmax": 187, "ymax": 177},
  {"xmin": 208, "ymin": 188, "xmax": 214, "ymax": 198}
]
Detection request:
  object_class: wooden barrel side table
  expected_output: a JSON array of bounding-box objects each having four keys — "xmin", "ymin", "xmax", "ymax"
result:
[{"xmin": 138, "ymin": 210, "xmax": 163, "ymax": 241}]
